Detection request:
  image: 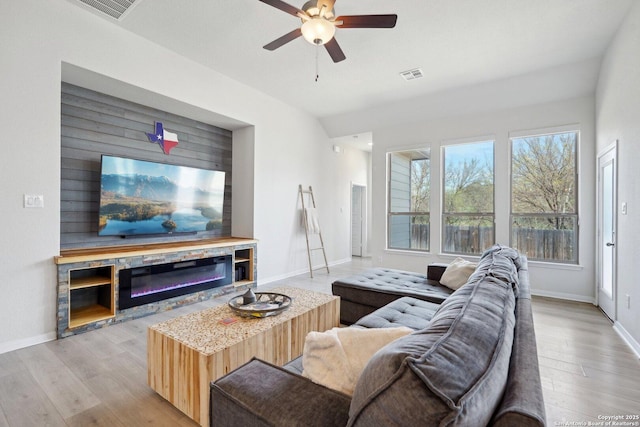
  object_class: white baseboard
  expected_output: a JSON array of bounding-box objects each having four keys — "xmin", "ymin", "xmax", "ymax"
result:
[
  {"xmin": 329, "ymin": 257, "xmax": 352, "ymax": 267},
  {"xmin": 259, "ymin": 269, "xmax": 305, "ymax": 285},
  {"xmin": 613, "ymin": 321, "xmax": 640, "ymax": 359},
  {"xmin": 531, "ymin": 289, "xmax": 595, "ymax": 304},
  {"xmin": 0, "ymin": 332, "xmax": 57, "ymax": 355},
  {"xmin": 259, "ymin": 258, "xmax": 352, "ymax": 286}
]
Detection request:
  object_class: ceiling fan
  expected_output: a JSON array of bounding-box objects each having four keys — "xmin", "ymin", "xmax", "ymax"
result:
[{"xmin": 259, "ymin": 0, "xmax": 397, "ymax": 63}]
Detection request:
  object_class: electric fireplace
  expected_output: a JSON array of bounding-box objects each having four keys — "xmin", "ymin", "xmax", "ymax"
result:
[{"xmin": 118, "ymin": 255, "xmax": 232, "ymax": 309}]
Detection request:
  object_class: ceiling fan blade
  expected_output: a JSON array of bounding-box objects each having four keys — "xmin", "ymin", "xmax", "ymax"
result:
[
  {"xmin": 335, "ymin": 14, "xmax": 398, "ymax": 29},
  {"xmin": 316, "ymin": 0, "xmax": 336, "ymax": 15},
  {"xmin": 258, "ymin": 0, "xmax": 305, "ymax": 18},
  {"xmin": 263, "ymin": 28, "xmax": 303, "ymax": 50},
  {"xmin": 324, "ymin": 37, "xmax": 346, "ymax": 63}
]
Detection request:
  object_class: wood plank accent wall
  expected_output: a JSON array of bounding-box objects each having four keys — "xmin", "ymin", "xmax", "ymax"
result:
[{"xmin": 60, "ymin": 83, "xmax": 233, "ymax": 249}]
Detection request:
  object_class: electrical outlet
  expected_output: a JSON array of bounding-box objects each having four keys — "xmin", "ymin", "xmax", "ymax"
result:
[
  {"xmin": 621, "ymin": 202, "xmax": 628, "ymax": 215},
  {"xmin": 24, "ymin": 194, "xmax": 44, "ymax": 208},
  {"xmin": 627, "ymin": 294, "xmax": 631, "ymax": 309}
]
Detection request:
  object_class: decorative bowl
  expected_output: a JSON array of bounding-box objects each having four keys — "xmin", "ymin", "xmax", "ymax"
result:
[{"xmin": 228, "ymin": 292, "xmax": 292, "ymax": 318}]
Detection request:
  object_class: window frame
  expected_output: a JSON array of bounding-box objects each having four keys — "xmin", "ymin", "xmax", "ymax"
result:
[
  {"xmin": 508, "ymin": 127, "xmax": 580, "ymax": 264},
  {"xmin": 441, "ymin": 138, "xmax": 496, "ymax": 256},
  {"xmin": 386, "ymin": 149, "xmax": 431, "ymax": 252}
]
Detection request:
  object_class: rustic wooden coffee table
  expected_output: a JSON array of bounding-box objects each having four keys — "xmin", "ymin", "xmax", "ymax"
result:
[{"xmin": 147, "ymin": 287, "xmax": 340, "ymax": 426}]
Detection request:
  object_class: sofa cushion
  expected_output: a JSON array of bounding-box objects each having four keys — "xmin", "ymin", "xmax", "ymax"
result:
[
  {"xmin": 302, "ymin": 326, "xmax": 412, "ymax": 395},
  {"xmin": 354, "ymin": 297, "xmax": 439, "ymax": 330},
  {"xmin": 440, "ymin": 257, "xmax": 477, "ymax": 290},
  {"xmin": 491, "ymin": 296, "xmax": 546, "ymax": 427},
  {"xmin": 211, "ymin": 358, "xmax": 351, "ymax": 427},
  {"xmin": 348, "ymin": 247, "xmax": 518, "ymax": 427},
  {"xmin": 470, "ymin": 245, "xmax": 520, "ymax": 293}
]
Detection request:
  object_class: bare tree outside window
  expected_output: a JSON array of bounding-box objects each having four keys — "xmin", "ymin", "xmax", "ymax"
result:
[
  {"xmin": 511, "ymin": 131, "xmax": 578, "ymax": 263},
  {"xmin": 443, "ymin": 141, "xmax": 495, "ymax": 255},
  {"xmin": 411, "ymin": 155, "xmax": 430, "ymax": 212},
  {"xmin": 388, "ymin": 150, "xmax": 430, "ymax": 251}
]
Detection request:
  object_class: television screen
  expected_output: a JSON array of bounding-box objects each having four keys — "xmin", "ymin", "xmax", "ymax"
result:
[{"xmin": 98, "ymin": 155, "xmax": 226, "ymax": 236}]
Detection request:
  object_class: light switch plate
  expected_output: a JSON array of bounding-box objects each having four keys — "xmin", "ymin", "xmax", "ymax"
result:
[{"xmin": 24, "ymin": 194, "xmax": 44, "ymax": 208}]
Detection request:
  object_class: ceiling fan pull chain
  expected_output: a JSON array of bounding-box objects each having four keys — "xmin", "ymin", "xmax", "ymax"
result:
[{"xmin": 315, "ymin": 43, "xmax": 320, "ymax": 82}]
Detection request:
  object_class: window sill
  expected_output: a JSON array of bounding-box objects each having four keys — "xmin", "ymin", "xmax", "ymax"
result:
[
  {"xmin": 384, "ymin": 248, "xmax": 431, "ymax": 257},
  {"xmin": 526, "ymin": 260, "xmax": 583, "ymax": 271},
  {"xmin": 385, "ymin": 249, "xmax": 584, "ymax": 271},
  {"xmin": 437, "ymin": 252, "xmax": 583, "ymax": 271}
]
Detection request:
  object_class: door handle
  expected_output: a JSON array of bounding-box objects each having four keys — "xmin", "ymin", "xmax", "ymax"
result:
[{"xmin": 606, "ymin": 242, "xmax": 615, "ymax": 247}]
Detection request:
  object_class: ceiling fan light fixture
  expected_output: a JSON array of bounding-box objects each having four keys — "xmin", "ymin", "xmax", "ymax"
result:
[
  {"xmin": 301, "ymin": 17, "xmax": 336, "ymax": 45},
  {"xmin": 260, "ymin": 0, "xmax": 397, "ymax": 63}
]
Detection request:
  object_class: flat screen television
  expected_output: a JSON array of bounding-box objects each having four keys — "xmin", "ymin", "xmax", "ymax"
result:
[{"xmin": 98, "ymin": 155, "xmax": 226, "ymax": 237}]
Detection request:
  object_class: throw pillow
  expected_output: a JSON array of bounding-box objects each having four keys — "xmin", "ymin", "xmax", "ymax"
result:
[
  {"xmin": 440, "ymin": 257, "xmax": 477, "ymax": 290},
  {"xmin": 302, "ymin": 326, "xmax": 412, "ymax": 396}
]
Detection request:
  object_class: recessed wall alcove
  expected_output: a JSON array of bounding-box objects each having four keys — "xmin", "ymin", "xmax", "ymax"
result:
[
  {"xmin": 56, "ymin": 68, "xmax": 257, "ymax": 337},
  {"xmin": 60, "ymin": 62, "xmax": 256, "ymax": 240},
  {"xmin": 60, "ymin": 82, "xmax": 233, "ymax": 249}
]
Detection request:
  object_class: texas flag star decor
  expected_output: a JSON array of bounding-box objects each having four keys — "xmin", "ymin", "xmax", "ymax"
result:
[{"xmin": 146, "ymin": 122, "xmax": 179, "ymax": 155}]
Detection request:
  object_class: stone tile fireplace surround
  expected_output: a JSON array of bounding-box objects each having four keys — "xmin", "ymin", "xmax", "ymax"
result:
[{"xmin": 54, "ymin": 238, "xmax": 257, "ymax": 338}]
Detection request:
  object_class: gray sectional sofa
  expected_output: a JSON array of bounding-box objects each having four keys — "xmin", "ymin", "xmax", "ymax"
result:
[{"xmin": 209, "ymin": 245, "xmax": 546, "ymax": 426}]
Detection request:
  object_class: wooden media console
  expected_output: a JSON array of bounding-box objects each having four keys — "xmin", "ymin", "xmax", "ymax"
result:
[{"xmin": 54, "ymin": 237, "xmax": 257, "ymax": 338}]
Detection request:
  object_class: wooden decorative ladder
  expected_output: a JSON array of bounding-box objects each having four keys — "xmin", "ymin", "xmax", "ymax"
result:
[{"xmin": 299, "ymin": 185, "xmax": 329, "ymax": 278}]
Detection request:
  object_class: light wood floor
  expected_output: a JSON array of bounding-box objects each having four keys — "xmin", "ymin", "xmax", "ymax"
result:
[
  {"xmin": 533, "ymin": 296, "xmax": 640, "ymax": 423},
  {"xmin": 0, "ymin": 258, "xmax": 638, "ymax": 426}
]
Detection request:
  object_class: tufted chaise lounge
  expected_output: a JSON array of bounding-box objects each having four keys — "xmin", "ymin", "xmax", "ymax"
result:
[{"xmin": 331, "ymin": 265, "xmax": 453, "ymax": 324}]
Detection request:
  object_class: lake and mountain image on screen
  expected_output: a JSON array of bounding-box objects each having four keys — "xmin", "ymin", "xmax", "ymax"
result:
[{"xmin": 98, "ymin": 156, "xmax": 225, "ymax": 236}]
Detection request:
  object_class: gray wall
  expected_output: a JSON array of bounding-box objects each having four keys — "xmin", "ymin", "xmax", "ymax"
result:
[{"xmin": 61, "ymin": 83, "xmax": 232, "ymax": 249}]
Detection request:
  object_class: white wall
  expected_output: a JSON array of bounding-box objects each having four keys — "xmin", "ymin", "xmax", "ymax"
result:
[
  {"xmin": 595, "ymin": 1, "xmax": 640, "ymax": 355},
  {"xmin": 0, "ymin": 0, "xmax": 362, "ymax": 352},
  {"xmin": 330, "ymin": 146, "xmax": 372, "ymax": 258},
  {"xmin": 249, "ymin": 123, "xmax": 369, "ymax": 282},
  {"xmin": 368, "ymin": 96, "xmax": 596, "ymax": 302}
]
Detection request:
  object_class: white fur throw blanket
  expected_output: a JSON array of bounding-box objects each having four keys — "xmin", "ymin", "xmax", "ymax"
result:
[
  {"xmin": 304, "ymin": 207, "xmax": 321, "ymax": 234},
  {"xmin": 302, "ymin": 326, "xmax": 413, "ymax": 395}
]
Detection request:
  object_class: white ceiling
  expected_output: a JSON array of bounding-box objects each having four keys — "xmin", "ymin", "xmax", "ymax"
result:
[{"xmin": 69, "ymin": 0, "xmax": 633, "ymax": 147}]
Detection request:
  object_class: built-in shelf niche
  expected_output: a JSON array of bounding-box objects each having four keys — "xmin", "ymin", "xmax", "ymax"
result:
[
  {"xmin": 234, "ymin": 247, "xmax": 254, "ymax": 286},
  {"xmin": 68, "ymin": 265, "xmax": 115, "ymax": 328}
]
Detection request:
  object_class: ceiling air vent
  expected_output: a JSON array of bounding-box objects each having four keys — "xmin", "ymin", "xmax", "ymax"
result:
[
  {"xmin": 75, "ymin": 0, "xmax": 139, "ymax": 20},
  {"xmin": 400, "ymin": 68, "xmax": 424, "ymax": 81}
]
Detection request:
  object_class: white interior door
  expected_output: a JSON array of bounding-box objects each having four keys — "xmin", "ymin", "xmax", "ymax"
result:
[
  {"xmin": 597, "ymin": 143, "xmax": 617, "ymax": 321},
  {"xmin": 351, "ymin": 184, "xmax": 365, "ymax": 257}
]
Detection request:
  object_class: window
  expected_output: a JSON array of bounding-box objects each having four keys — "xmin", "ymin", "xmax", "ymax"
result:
[
  {"xmin": 387, "ymin": 150, "xmax": 430, "ymax": 251},
  {"xmin": 442, "ymin": 140, "xmax": 494, "ymax": 255},
  {"xmin": 510, "ymin": 130, "xmax": 578, "ymax": 263}
]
